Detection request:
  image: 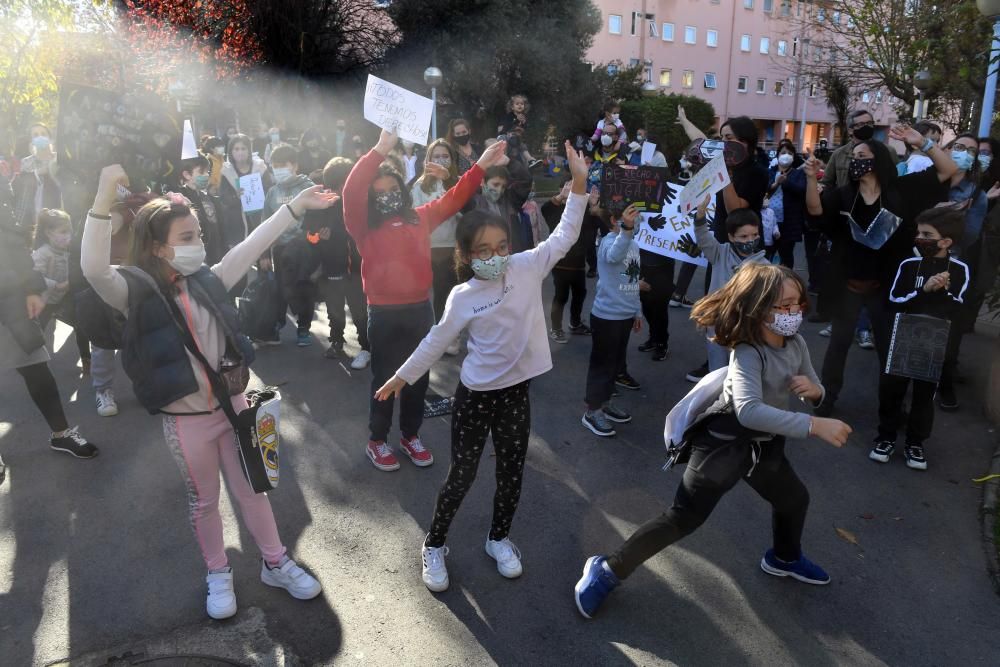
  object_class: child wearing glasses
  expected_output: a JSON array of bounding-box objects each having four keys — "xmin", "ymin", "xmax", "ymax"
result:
[
  {"xmin": 574, "ymin": 262, "xmax": 853, "ymax": 619},
  {"xmin": 374, "ymin": 142, "xmax": 590, "ymax": 593}
]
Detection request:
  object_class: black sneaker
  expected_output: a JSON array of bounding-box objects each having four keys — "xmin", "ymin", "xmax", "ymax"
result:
[
  {"xmin": 685, "ymin": 362, "xmax": 708, "ymax": 383},
  {"xmin": 868, "ymin": 439, "xmax": 895, "ymax": 464},
  {"xmin": 903, "ymin": 443, "xmax": 928, "ymax": 470},
  {"xmin": 615, "ymin": 373, "xmax": 641, "ymax": 391},
  {"xmin": 652, "ymin": 346, "xmax": 668, "ymax": 362},
  {"xmin": 324, "ymin": 341, "xmax": 345, "ymax": 359},
  {"xmin": 50, "ymin": 427, "xmax": 99, "ymax": 459},
  {"xmin": 586, "ymin": 269, "xmax": 597, "ymax": 279},
  {"xmin": 0, "ymin": 453, "xmax": 6, "ymax": 486},
  {"xmin": 603, "ymin": 402, "xmax": 632, "ymax": 423},
  {"xmin": 937, "ymin": 386, "xmax": 959, "ymax": 412},
  {"xmin": 669, "ymin": 295, "xmax": 695, "ymax": 308},
  {"xmin": 569, "ymin": 323, "xmax": 593, "ymax": 336},
  {"xmin": 637, "ymin": 339, "xmax": 657, "ymax": 352},
  {"xmin": 582, "ymin": 410, "xmax": 616, "ymax": 437}
]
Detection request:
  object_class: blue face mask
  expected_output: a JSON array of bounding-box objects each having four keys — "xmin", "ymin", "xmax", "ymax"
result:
[
  {"xmin": 32, "ymin": 136, "xmax": 50, "ymax": 151},
  {"xmin": 951, "ymin": 150, "xmax": 975, "ymax": 172},
  {"xmin": 193, "ymin": 173, "xmax": 210, "ymax": 191},
  {"xmin": 979, "ymin": 154, "xmax": 993, "ymax": 171}
]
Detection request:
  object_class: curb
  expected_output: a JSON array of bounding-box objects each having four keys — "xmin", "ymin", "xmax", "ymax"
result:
[{"xmin": 981, "ymin": 436, "xmax": 1000, "ymax": 596}]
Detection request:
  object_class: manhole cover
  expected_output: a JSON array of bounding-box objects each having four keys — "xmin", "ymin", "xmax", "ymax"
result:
[{"xmin": 103, "ymin": 653, "xmax": 249, "ymax": 667}]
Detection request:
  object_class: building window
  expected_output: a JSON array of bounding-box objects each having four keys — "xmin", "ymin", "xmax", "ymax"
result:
[
  {"xmin": 741, "ymin": 34, "xmax": 751, "ymax": 52},
  {"xmin": 774, "ymin": 80, "xmax": 784, "ymax": 96},
  {"xmin": 763, "ymin": 0, "xmax": 774, "ymax": 11},
  {"xmin": 792, "ymin": 37, "xmax": 799, "ymax": 57},
  {"xmin": 781, "ymin": 0, "xmax": 791, "ymax": 16},
  {"xmin": 660, "ymin": 69, "xmax": 672, "ymax": 87},
  {"xmin": 756, "ymin": 78, "xmax": 766, "ymax": 94},
  {"xmin": 847, "ymin": 14, "xmax": 855, "ymax": 28},
  {"xmin": 662, "ymin": 22, "xmax": 675, "ymax": 41},
  {"xmin": 644, "ymin": 61, "xmax": 653, "ymax": 83},
  {"xmin": 607, "ymin": 63, "xmax": 619, "ymax": 75},
  {"xmin": 631, "ymin": 11, "xmax": 655, "ymax": 37},
  {"xmin": 809, "ymin": 82, "xmax": 818, "ymax": 97},
  {"xmin": 707, "ymin": 30, "xmax": 719, "ymax": 47},
  {"xmin": 682, "ymin": 70, "xmax": 694, "ymax": 88},
  {"xmin": 817, "ymin": 7, "xmax": 826, "ymax": 21},
  {"xmin": 648, "ymin": 19, "xmax": 658, "ymax": 37},
  {"xmin": 760, "ymin": 37, "xmax": 770, "ymax": 54},
  {"xmin": 862, "ymin": 91, "xmax": 871, "ymax": 103},
  {"xmin": 832, "ymin": 10, "xmax": 841, "ymax": 24},
  {"xmin": 744, "ymin": 0, "xmax": 754, "ymax": 8},
  {"xmin": 875, "ymin": 90, "xmax": 883, "ymax": 103},
  {"xmin": 685, "ymin": 26, "xmax": 697, "ymax": 44},
  {"xmin": 777, "ymin": 40, "xmax": 787, "ymax": 56},
  {"xmin": 609, "ymin": 14, "xmax": 622, "ymax": 34},
  {"xmin": 629, "ymin": 58, "xmax": 640, "ymax": 68},
  {"xmin": 737, "ymin": 76, "xmax": 749, "ymax": 93},
  {"xmin": 704, "ymin": 72, "xmax": 718, "ymax": 89},
  {"xmin": 788, "ymin": 76, "xmax": 796, "ymax": 95}
]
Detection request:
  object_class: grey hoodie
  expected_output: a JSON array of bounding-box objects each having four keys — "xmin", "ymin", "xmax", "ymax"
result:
[
  {"xmin": 694, "ymin": 218, "xmax": 768, "ymax": 293},
  {"xmin": 262, "ymin": 174, "xmax": 314, "ymax": 245}
]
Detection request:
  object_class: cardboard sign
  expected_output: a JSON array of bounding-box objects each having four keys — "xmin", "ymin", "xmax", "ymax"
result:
[
  {"xmin": 677, "ymin": 154, "xmax": 731, "ymax": 215},
  {"xmin": 600, "ymin": 164, "xmax": 671, "ymax": 213},
  {"xmin": 633, "ymin": 182, "xmax": 711, "ymax": 267},
  {"xmin": 238, "ymin": 172, "xmax": 265, "ymax": 212},
  {"xmin": 56, "ymin": 83, "xmax": 183, "ymax": 187},
  {"xmin": 363, "ymin": 74, "xmax": 434, "ymax": 146},
  {"xmin": 885, "ymin": 313, "xmax": 951, "ymax": 383}
]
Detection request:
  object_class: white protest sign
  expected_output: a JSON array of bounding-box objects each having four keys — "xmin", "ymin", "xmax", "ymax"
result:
[
  {"xmin": 238, "ymin": 172, "xmax": 265, "ymax": 212},
  {"xmin": 633, "ymin": 182, "xmax": 712, "ymax": 267},
  {"xmin": 640, "ymin": 141, "xmax": 656, "ymax": 166},
  {"xmin": 363, "ymin": 74, "xmax": 434, "ymax": 146},
  {"xmin": 676, "ymin": 154, "xmax": 730, "ymax": 215}
]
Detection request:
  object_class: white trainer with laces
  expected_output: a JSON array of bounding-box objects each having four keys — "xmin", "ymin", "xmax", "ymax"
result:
[
  {"xmin": 260, "ymin": 556, "xmax": 322, "ymax": 600},
  {"xmin": 350, "ymin": 350, "xmax": 371, "ymax": 370},
  {"xmin": 485, "ymin": 536, "xmax": 523, "ymax": 579},
  {"xmin": 96, "ymin": 389, "xmax": 119, "ymax": 417},
  {"xmin": 206, "ymin": 567, "xmax": 237, "ymax": 619},
  {"xmin": 421, "ymin": 543, "xmax": 450, "ymax": 592}
]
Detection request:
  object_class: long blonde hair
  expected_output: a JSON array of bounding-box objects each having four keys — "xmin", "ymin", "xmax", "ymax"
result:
[{"xmin": 690, "ymin": 263, "xmax": 808, "ymax": 348}]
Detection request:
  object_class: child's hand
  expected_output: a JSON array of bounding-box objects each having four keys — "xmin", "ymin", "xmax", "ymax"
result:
[
  {"xmin": 93, "ymin": 164, "xmax": 129, "ymax": 215},
  {"xmin": 789, "ymin": 375, "xmax": 822, "ymax": 402},
  {"xmin": 56, "ymin": 281, "xmax": 69, "ymax": 291},
  {"xmin": 676, "ymin": 105, "xmax": 688, "ymax": 125},
  {"xmin": 639, "ymin": 279, "xmax": 651, "ymax": 292},
  {"xmin": 773, "ymin": 228, "xmax": 781, "ymax": 239},
  {"xmin": 423, "ymin": 161, "xmax": 450, "ymax": 181},
  {"xmin": 375, "ymin": 128, "xmax": 399, "ymax": 156},
  {"xmin": 923, "ymin": 271, "xmax": 950, "ymax": 292},
  {"xmin": 633, "ymin": 317, "xmax": 643, "ymax": 332},
  {"xmin": 621, "ymin": 203, "xmax": 640, "ymax": 227},
  {"xmin": 696, "ymin": 195, "xmax": 711, "ymax": 221},
  {"xmin": 375, "ymin": 374, "xmax": 407, "ymax": 401},
  {"xmin": 803, "ymin": 157, "xmax": 820, "ymax": 180},
  {"xmin": 810, "ymin": 417, "xmax": 852, "ymax": 448},
  {"xmin": 988, "ymin": 182, "xmax": 1000, "ymax": 200},
  {"xmin": 26, "ymin": 294, "xmax": 44, "ymax": 319},
  {"xmin": 290, "ymin": 185, "xmax": 339, "ymax": 214},
  {"xmin": 565, "ymin": 141, "xmax": 589, "ymax": 189}
]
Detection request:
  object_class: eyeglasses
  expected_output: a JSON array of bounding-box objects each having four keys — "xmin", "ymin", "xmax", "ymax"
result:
[
  {"xmin": 952, "ymin": 145, "xmax": 978, "ymax": 156},
  {"xmin": 850, "ymin": 120, "xmax": 875, "ymax": 130},
  {"xmin": 772, "ymin": 303, "xmax": 805, "ymax": 314},
  {"xmin": 474, "ymin": 243, "xmax": 510, "ymax": 261}
]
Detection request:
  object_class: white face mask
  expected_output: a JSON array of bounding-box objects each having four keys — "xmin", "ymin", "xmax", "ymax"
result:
[
  {"xmin": 273, "ymin": 167, "xmax": 294, "ymax": 184},
  {"xmin": 611, "ymin": 113, "xmax": 620, "ymax": 121},
  {"xmin": 766, "ymin": 311, "xmax": 803, "ymax": 337},
  {"xmin": 778, "ymin": 154, "xmax": 794, "ymax": 167},
  {"xmin": 601, "ymin": 135, "xmax": 614, "ymax": 147},
  {"xmin": 166, "ymin": 244, "xmax": 206, "ymax": 276}
]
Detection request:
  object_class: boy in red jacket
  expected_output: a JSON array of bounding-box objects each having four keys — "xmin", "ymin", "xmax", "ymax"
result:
[{"xmin": 342, "ymin": 128, "xmax": 509, "ymax": 471}]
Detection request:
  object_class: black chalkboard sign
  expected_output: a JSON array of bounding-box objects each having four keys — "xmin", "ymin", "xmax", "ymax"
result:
[
  {"xmin": 600, "ymin": 165, "xmax": 671, "ymax": 214},
  {"xmin": 56, "ymin": 83, "xmax": 183, "ymax": 189},
  {"xmin": 424, "ymin": 393, "xmax": 454, "ymax": 418},
  {"xmin": 885, "ymin": 313, "xmax": 951, "ymax": 383}
]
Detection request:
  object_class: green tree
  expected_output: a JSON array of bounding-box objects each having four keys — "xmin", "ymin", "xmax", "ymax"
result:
[
  {"xmin": 818, "ymin": 68, "xmax": 853, "ymax": 144},
  {"xmin": 620, "ymin": 94, "xmax": 716, "ymax": 161}
]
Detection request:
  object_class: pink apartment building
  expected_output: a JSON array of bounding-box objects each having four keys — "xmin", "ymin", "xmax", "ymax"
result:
[{"xmin": 585, "ymin": 0, "xmax": 897, "ymax": 151}]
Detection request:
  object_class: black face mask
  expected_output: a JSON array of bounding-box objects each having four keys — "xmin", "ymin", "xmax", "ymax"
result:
[
  {"xmin": 849, "ymin": 158, "xmax": 875, "ymax": 181},
  {"xmin": 733, "ymin": 238, "xmax": 762, "ymax": 256},
  {"xmin": 914, "ymin": 238, "xmax": 943, "ymax": 258},
  {"xmin": 453, "ymin": 134, "xmax": 471, "ymax": 146},
  {"xmin": 853, "ymin": 125, "xmax": 875, "ymax": 141}
]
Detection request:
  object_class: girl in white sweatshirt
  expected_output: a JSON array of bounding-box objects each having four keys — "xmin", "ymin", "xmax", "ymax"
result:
[{"xmin": 375, "ymin": 142, "xmax": 589, "ymax": 593}]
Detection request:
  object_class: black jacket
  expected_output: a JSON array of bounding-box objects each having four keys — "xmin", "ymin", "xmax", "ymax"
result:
[
  {"xmin": 0, "ymin": 173, "xmax": 46, "ymax": 355},
  {"xmin": 888, "ymin": 255, "xmax": 970, "ymax": 319},
  {"xmin": 303, "ymin": 200, "xmax": 360, "ymax": 278},
  {"xmin": 119, "ymin": 266, "xmax": 255, "ymax": 414},
  {"xmin": 541, "ymin": 199, "xmax": 597, "ymax": 270}
]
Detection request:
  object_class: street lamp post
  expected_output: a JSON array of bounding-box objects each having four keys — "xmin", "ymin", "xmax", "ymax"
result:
[
  {"xmin": 914, "ymin": 70, "xmax": 932, "ymax": 122},
  {"xmin": 978, "ymin": 1, "xmax": 1000, "ymax": 136},
  {"xmin": 423, "ymin": 67, "xmax": 443, "ymax": 141}
]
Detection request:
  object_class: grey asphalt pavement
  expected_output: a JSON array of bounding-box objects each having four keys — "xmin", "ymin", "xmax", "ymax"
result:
[{"xmin": 1, "ymin": 270, "xmax": 998, "ymax": 666}]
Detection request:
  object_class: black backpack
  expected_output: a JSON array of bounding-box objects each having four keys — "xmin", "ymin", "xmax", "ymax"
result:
[{"xmin": 238, "ymin": 271, "xmax": 283, "ymax": 340}]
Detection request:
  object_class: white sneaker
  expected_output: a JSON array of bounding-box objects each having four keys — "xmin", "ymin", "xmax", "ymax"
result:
[
  {"xmin": 445, "ymin": 340, "xmax": 461, "ymax": 356},
  {"xmin": 421, "ymin": 542, "xmax": 450, "ymax": 592},
  {"xmin": 485, "ymin": 536, "xmax": 523, "ymax": 579},
  {"xmin": 206, "ymin": 567, "xmax": 237, "ymax": 619},
  {"xmin": 260, "ymin": 556, "xmax": 322, "ymax": 600},
  {"xmin": 350, "ymin": 350, "xmax": 371, "ymax": 370},
  {"xmin": 96, "ymin": 389, "xmax": 119, "ymax": 417}
]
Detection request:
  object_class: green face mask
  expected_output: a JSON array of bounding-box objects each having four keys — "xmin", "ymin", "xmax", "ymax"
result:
[{"xmin": 193, "ymin": 173, "xmax": 210, "ymax": 191}]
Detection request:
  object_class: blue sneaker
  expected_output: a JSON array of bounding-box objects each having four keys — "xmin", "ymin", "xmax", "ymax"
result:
[
  {"xmin": 296, "ymin": 330, "xmax": 313, "ymax": 347},
  {"xmin": 574, "ymin": 555, "xmax": 620, "ymax": 618},
  {"xmin": 760, "ymin": 549, "xmax": 830, "ymax": 585}
]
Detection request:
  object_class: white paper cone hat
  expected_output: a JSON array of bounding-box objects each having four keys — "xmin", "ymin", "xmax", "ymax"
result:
[{"xmin": 181, "ymin": 119, "xmax": 198, "ymax": 159}]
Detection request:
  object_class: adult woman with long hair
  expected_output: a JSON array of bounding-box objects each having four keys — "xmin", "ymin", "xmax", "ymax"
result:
[{"xmin": 445, "ymin": 118, "xmax": 481, "ymax": 176}]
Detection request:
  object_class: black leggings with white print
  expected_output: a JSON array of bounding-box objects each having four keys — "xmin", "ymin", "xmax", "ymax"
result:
[{"xmin": 424, "ymin": 380, "xmax": 531, "ymax": 548}]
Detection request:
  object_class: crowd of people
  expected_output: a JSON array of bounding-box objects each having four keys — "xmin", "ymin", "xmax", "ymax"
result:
[{"xmin": 1, "ymin": 92, "xmax": 995, "ymax": 622}]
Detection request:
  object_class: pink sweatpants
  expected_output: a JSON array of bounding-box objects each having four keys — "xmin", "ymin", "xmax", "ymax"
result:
[{"xmin": 162, "ymin": 396, "xmax": 286, "ymax": 570}]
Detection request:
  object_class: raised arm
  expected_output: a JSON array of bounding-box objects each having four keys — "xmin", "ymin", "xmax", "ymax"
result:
[
  {"xmin": 803, "ymin": 157, "xmax": 823, "ymax": 217},
  {"xmin": 676, "ymin": 105, "xmax": 707, "ymax": 141},
  {"xmin": 343, "ymin": 129, "xmax": 399, "ymax": 244},
  {"xmin": 81, "ymin": 165, "xmax": 130, "ymax": 313},
  {"xmin": 692, "ymin": 197, "xmax": 724, "ymax": 265},
  {"xmin": 889, "ymin": 123, "xmax": 958, "ymax": 183}
]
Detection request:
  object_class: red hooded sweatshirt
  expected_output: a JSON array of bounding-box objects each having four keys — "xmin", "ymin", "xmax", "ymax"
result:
[{"xmin": 343, "ymin": 149, "xmax": 483, "ymax": 306}]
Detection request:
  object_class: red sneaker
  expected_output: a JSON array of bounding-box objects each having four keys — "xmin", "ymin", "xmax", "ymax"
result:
[
  {"xmin": 399, "ymin": 436, "xmax": 434, "ymax": 467},
  {"xmin": 366, "ymin": 440, "xmax": 400, "ymax": 471}
]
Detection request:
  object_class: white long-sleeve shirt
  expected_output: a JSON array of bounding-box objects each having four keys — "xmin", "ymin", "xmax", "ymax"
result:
[
  {"xmin": 396, "ymin": 192, "xmax": 587, "ymax": 391},
  {"xmin": 81, "ymin": 205, "xmax": 297, "ymax": 414}
]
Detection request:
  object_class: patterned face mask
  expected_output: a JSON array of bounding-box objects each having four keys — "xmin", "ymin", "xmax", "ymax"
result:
[
  {"xmin": 431, "ymin": 156, "xmax": 452, "ymax": 169},
  {"xmin": 374, "ymin": 189, "xmax": 405, "ymax": 217},
  {"xmin": 766, "ymin": 311, "xmax": 803, "ymax": 337},
  {"xmin": 732, "ymin": 238, "xmax": 762, "ymax": 256},
  {"xmin": 848, "ymin": 157, "xmax": 875, "ymax": 181},
  {"xmin": 483, "ymin": 186, "xmax": 504, "ymax": 203},
  {"xmin": 470, "ymin": 254, "xmax": 509, "ymax": 280}
]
